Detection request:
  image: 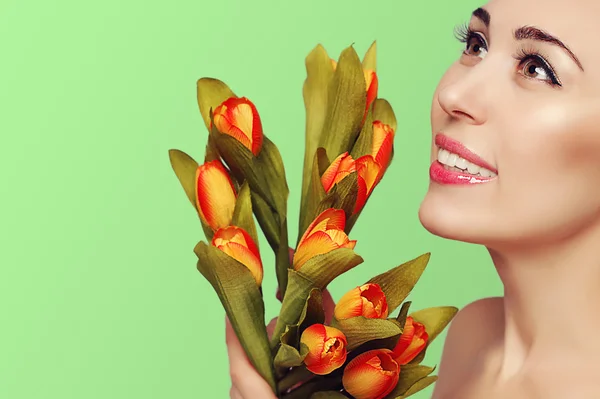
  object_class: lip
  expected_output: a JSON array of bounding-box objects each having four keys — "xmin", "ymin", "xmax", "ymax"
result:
[
  {"xmin": 430, "ymin": 133, "xmax": 497, "ymax": 185},
  {"xmin": 435, "ymin": 133, "xmax": 497, "ymax": 174}
]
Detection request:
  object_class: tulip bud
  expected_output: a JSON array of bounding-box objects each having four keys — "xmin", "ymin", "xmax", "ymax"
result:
[
  {"xmin": 212, "ymin": 97, "xmax": 263, "ymax": 156},
  {"xmin": 334, "ymin": 283, "xmax": 388, "ymax": 320},
  {"xmin": 195, "ymin": 160, "xmax": 237, "ymax": 231},
  {"xmin": 371, "ymin": 120, "xmax": 395, "ymax": 172},
  {"xmin": 353, "ymin": 155, "xmax": 383, "ymax": 214},
  {"xmin": 300, "ymin": 324, "xmax": 348, "ymax": 375},
  {"xmin": 342, "ymin": 349, "xmax": 400, "ymax": 399},
  {"xmin": 321, "ymin": 152, "xmax": 356, "ymax": 193},
  {"xmin": 392, "ymin": 316, "xmax": 428, "ymax": 365},
  {"xmin": 212, "ymin": 226, "xmax": 263, "ymax": 285},
  {"xmin": 293, "ymin": 208, "xmax": 357, "ymax": 270}
]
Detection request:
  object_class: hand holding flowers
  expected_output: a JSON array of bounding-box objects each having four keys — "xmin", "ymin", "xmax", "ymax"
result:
[{"xmin": 169, "ymin": 41, "xmax": 457, "ymax": 398}]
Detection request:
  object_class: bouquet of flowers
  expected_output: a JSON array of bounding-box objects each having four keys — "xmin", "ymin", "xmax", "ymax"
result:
[{"xmin": 169, "ymin": 41, "xmax": 457, "ymax": 399}]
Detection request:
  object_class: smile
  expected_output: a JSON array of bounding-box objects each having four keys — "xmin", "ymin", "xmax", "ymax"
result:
[{"xmin": 430, "ymin": 133, "xmax": 498, "ymax": 185}]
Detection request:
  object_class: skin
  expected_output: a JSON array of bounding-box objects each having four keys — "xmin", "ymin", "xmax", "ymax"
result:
[{"xmin": 226, "ymin": 0, "xmax": 600, "ymax": 397}]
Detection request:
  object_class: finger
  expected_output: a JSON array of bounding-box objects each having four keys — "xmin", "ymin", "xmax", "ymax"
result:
[{"xmin": 225, "ymin": 317, "xmax": 276, "ymax": 398}]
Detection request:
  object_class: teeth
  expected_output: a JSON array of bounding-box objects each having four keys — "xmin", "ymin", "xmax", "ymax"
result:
[{"xmin": 437, "ymin": 148, "xmax": 496, "ymax": 177}]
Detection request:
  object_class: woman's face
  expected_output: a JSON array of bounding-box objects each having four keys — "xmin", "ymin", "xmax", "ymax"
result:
[{"xmin": 418, "ymin": 0, "xmax": 600, "ymax": 249}]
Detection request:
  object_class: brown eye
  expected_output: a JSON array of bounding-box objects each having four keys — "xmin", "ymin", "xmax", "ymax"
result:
[
  {"xmin": 464, "ymin": 35, "xmax": 487, "ymax": 58},
  {"xmin": 520, "ymin": 57, "xmax": 552, "ymax": 82}
]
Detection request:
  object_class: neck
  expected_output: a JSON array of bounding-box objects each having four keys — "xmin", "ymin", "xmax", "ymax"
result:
[{"xmin": 488, "ymin": 224, "xmax": 600, "ymax": 379}]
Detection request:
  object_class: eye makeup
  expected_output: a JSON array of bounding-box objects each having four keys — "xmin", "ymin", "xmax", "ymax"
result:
[{"xmin": 453, "ymin": 23, "xmax": 562, "ymax": 88}]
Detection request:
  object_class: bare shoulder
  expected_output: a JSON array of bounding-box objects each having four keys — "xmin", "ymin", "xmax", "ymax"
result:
[{"xmin": 430, "ymin": 297, "xmax": 504, "ymax": 397}]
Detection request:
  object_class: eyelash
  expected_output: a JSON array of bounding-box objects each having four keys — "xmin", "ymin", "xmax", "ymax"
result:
[{"xmin": 453, "ymin": 23, "xmax": 562, "ymax": 87}]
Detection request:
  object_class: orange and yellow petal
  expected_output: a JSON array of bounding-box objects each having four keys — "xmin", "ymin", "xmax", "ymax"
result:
[
  {"xmin": 364, "ymin": 70, "xmax": 379, "ymax": 110},
  {"xmin": 359, "ymin": 284, "xmax": 389, "ymax": 319},
  {"xmin": 394, "ymin": 319, "xmax": 428, "ymax": 365},
  {"xmin": 371, "ymin": 121, "xmax": 395, "ymax": 170},
  {"xmin": 195, "ymin": 160, "xmax": 237, "ymax": 231},
  {"xmin": 213, "ymin": 97, "xmax": 263, "ymax": 156},
  {"xmin": 342, "ymin": 349, "xmax": 399, "ymax": 399},
  {"xmin": 298, "ymin": 208, "xmax": 347, "ymax": 246},
  {"xmin": 292, "ymin": 230, "xmax": 338, "ymax": 270},
  {"xmin": 212, "ymin": 226, "xmax": 263, "ymax": 285},
  {"xmin": 321, "ymin": 152, "xmax": 356, "ymax": 193},
  {"xmin": 354, "ymin": 156, "xmax": 383, "ymax": 214},
  {"xmin": 334, "ymin": 287, "xmax": 363, "ymax": 320},
  {"xmin": 301, "ymin": 324, "xmax": 347, "ymax": 375}
]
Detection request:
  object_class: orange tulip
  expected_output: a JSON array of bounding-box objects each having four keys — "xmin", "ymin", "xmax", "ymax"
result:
[
  {"xmin": 371, "ymin": 120, "xmax": 395, "ymax": 172},
  {"xmin": 392, "ymin": 316, "xmax": 428, "ymax": 365},
  {"xmin": 211, "ymin": 226, "xmax": 263, "ymax": 285},
  {"xmin": 300, "ymin": 324, "xmax": 348, "ymax": 375},
  {"xmin": 321, "ymin": 152, "xmax": 356, "ymax": 193},
  {"xmin": 334, "ymin": 283, "xmax": 388, "ymax": 320},
  {"xmin": 195, "ymin": 160, "xmax": 237, "ymax": 231},
  {"xmin": 342, "ymin": 349, "xmax": 400, "ymax": 399},
  {"xmin": 212, "ymin": 97, "xmax": 263, "ymax": 156},
  {"xmin": 292, "ymin": 208, "xmax": 356, "ymax": 270},
  {"xmin": 354, "ymin": 155, "xmax": 382, "ymax": 214},
  {"xmin": 330, "ymin": 59, "xmax": 378, "ymax": 119}
]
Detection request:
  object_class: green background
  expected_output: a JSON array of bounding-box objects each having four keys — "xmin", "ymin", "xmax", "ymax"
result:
[{"xmin": 1, "ymin": 0, "xmax": 502, "ymax": 397}]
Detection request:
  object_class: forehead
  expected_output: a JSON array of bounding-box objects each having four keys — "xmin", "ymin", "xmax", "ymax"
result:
[{"xmin": 479, "ymin": 0, "xmax": 600, "ymax": 56}]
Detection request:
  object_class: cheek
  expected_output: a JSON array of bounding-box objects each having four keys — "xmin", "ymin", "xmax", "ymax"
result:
[{"xmin": 494, "ymin": 100, "xmax": 600, "ymax": 239}]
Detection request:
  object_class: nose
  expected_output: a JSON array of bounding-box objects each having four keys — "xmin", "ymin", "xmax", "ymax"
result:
[{"xmin": 436, "ymin": 62, "xmax": 491, "ymax": 125}]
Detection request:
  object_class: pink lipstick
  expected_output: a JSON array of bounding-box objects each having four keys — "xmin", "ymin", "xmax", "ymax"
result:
[{"xmin": 429, "ymin": 133, "xmax": 497, "ymax": 185}]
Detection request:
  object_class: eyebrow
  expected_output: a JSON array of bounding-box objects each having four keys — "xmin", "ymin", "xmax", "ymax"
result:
[{"xmin": 471, "ymin": 7, "xmax": 584, "ymax": 71}]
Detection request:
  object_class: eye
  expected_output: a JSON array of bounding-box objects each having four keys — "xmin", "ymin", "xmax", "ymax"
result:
[
  {"xmin": 464, "ymin": 34, "xmax": 488, "ymax": 59},
  {"xmin": 514, "ymin": 49, "xmax": 561, "ymax": 87},
  {"xmin": 522, "ymin": 58, "xmax": 549, "ymax": 79}
]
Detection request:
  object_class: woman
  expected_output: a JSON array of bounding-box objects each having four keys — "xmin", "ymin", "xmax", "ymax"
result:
[{"xmin": 227, "ymin": 0, "xmax": 600, "ymax": 397}]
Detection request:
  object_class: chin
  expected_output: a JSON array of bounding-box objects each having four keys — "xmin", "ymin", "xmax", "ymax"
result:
[{"xmin": 418, "ymin": 183, "xmax": 491, "ymax": 245}]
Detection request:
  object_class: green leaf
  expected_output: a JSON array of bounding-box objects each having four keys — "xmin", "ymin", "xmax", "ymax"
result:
[
  {"xmin": 299, "ymin": 247, "xmax": 364, "ymax": 290},
  {"xmin": 276, "ymin": 288, "xmax": 324, "ymax": 357},
  {"xmin": 231, "ymin": 181, "xmax": 259, "ymax": 249},
  {"xmin": 251, "ymin": 191, "xmax": 280, "ymax": 249},
  {"xmin": 319, "ymin": 45, "xmax": 366, "ymax": 161},
  {"xmin": 271, "ymin": 270, "xmax": 316, "ymax": 348},
  {"xmin": 274, "ymin": 337, "xmax": 305, "ymax": 369},
  {"xmin": 311, "ymin": 392, "xmax": 348, "ymax": 399},
  {"xmin": 395, "ymin": 376, "xmax": 438, "ymax": 399},
  {"xmin": 168, "ymin": 149, "xmax": 214, "ymax": 239},
  {"xmin": 384, "ymin": 365, "xmax": 435, "ymax": 399},
  {"xmin": 168, "ymin": 149, "xmax": 198, "ymax": 209},
  {"xmin": 362, "ymin": 40, "xmax": 377, "ymax": 72},
  {"xmin": 332, "ymin": 317, "xmax": 402, "ymax": 351},
  {"xmin": 349, "ymin": 101, "xmax": 375, "ymax": 161},
  {"xmin": 396, "ymin": 301, "xmax": 412, "ymax": 329},
  {"xmin": 367, "ymin": 253, "xmax": 431, "ymax": 314},
  {"xmin": 372, "ymin": 98, "xmax": 397, "ymax": 132},
  {"xmin": 300, "ymin": 44, "xmax": 335, "ymax": 224},
  {"xmin": 193, "ymin": 241, "xmax": 276, "ymax": 392},
  {"xmin": 204, "ymin": 133, "xmax": 220, "ymax": 162},
  {"xmin": 298, "ymin": 147, "xmax": 330, "ymax": 243},
  {"xmin": 196, "ymin": 78, "xmax": 236, "ymax": 132}
]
